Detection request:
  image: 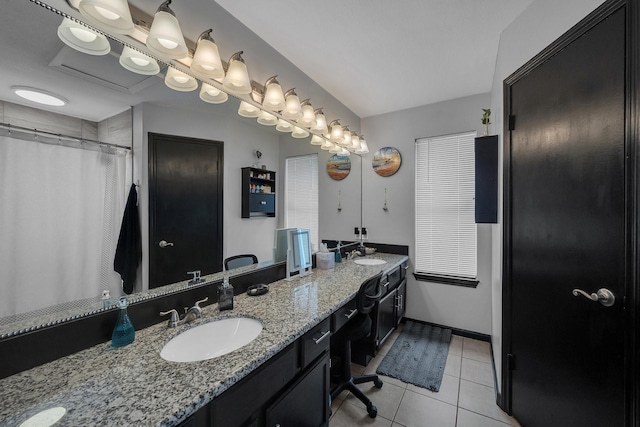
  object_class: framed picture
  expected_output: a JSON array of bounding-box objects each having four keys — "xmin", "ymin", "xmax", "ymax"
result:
[
  {"xmin": 327, "ymin": 154, "xmax": 351, "ymax": 180},
  {"xmin": 372, "ymin": 147, "xmax": 402, "ymax": 177}
]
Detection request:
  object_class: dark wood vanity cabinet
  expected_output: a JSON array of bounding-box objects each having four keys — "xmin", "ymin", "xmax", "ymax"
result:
[{"xmin": 242, "ymin": 167, "xmax": 276, "ymax": 218}]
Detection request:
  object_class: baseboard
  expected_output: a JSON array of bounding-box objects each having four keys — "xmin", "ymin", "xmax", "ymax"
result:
[{"xmin": 402, "ymin": 317, "xmax": 491, "ymax": 342}]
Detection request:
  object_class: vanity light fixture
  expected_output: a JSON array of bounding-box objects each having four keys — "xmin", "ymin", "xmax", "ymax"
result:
[
  {"xmin": 311, "ymin": 108, "xmax": 328, "ymax": 134},
  {"xmin": 257, "ymin": 110, "xmax": 277, "ymax": 126},
  {"xmin": 191, "ymin": 29, "xmax": 225, "ymax": 79},
  {"xmin": 199, "ymin": 82, "xmax": 228, "ymax": 104},
  {"xmin": 146, "ymin": 0, "xmax": 188, "ymax": 59},
  {"xmin": 237, "ymin": 101, "xmax": 260, "ymax": 118},
  {"xmin": 281, "ymin": 88, "xmax": 303, "ymax": 120},
  {"xmin": 276, "ymin": 118, "xmax": 294, "ymax": 133},
  {"xmin": 350, "ymin": 133, "xmax": 361, "ymax": 150},
  {"xmin": 320, "ymin": 139, "xmax": 334, "ymax": 150},
  {"xmin": 297, "ymin": 99, "xmax": 315, "ymax": 127},
  {"xmin": 291, "ymin": 126, "xmax": 310, "ymax": 139},
  {"xmin": 119, "ymin": 46, "xmax": 160, "ymax": 75},
  {"xmin": 262, "ymin": 76, "xmax": 286, "ymax": 111},
  {"xmin": 57, "ymin": 17, "xmax": 111, "ymax": 56},
  {"xmin": 339, "ymin": 147, "xmax": 351, "ymax": 156},
  {"xmin": 329, "ymin": 119, "xmax": 344, "ymax": 143},
  {"xmin": 356, "ymin": 135, "xmax": 369, "ymax": 154},
  {"xmin": 164, "ymin": 67, "xmax": 198, "ymax": 91},
  {"xmin": 77, "ymin": 0, "xmax": 134, "ymax": 35},
  {"xmin": 222, "ymin": 51, "xmax": 252, "ymax": 95},
  {"xmin": 310, "ymin": 135, "xmax": 324, "ymax": 145},
  {"xmin": 341, "ymin": 128, "xmax": 352, "ymax": 147},
  {"xmin": 12, "ymin": 86, "xmax": 68, "ymax": 107},
  {"xmin": 329, "ymin": 143, "xmax": 342, "ymax": 153}
]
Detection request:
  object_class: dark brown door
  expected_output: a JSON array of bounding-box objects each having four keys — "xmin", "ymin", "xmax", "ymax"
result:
[
  {"xmin": 505, "ymin": 8, "xmax": 626, "ymax": 427},
  {"xmin": 149, "ymin": 133, "xmax": 223, "ymax": 288}
]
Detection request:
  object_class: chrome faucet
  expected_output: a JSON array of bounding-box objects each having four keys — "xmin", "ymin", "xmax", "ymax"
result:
[
  {"xmin": 160, "ymin": 297, "xmax": 208, "ymax": 328},
  {"xmin": 187, "ymin": 270, "xmax": 205, "ymax": 285}
]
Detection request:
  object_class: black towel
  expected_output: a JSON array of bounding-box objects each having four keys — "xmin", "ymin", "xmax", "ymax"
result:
[{"xmin": 114, "ymin": 184, "xmax": 142, "ymax": 294}]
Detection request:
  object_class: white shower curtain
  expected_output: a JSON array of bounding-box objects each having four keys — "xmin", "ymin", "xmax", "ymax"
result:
[{"xmin": 0, "ymin": 134, "xmax": 130, "ymax": 319}]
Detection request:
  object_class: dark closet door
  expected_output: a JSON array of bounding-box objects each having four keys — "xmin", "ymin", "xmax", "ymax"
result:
[
  {"xmin": 149, "ymin": 133, "xmax": 223, "ymax": 288},
  {"xmin": 506, "ymin": 8, "xmax": 626, "ymax": 427}
]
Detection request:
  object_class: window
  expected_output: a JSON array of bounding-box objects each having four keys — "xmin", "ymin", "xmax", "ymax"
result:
[
  {"xmin": 285, "ymin": 154, "xmax": 319, "ymax": 251},
  {"xmin": 415, "ymin": 131, "xmax": 477, "ymax": 286}
]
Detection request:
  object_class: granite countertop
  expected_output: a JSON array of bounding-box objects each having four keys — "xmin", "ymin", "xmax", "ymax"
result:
[{"xmin": 0, "ymin": 253, "xmax": 407, "ymax": 427}]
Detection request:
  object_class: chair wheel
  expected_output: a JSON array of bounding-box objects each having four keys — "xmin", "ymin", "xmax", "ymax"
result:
[
  {"xmin": 367, "ymin": 404, "xmax": 378, "ymax": 418},
  {"xmin": 374, "ymin": 379, "xmax": 383, "ymax": 389}
]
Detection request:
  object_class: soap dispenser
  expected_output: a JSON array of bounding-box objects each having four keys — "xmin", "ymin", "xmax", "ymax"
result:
[
  {"xmin": 218, "ymin": 276, "xmax": 234, "ymax": 311},
  {"xmin": 112, "ymin": 296, "xmax": 135, "ymax": 348}
]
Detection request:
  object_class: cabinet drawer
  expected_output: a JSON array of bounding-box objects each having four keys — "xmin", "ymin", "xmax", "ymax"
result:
[
  {"xmin": 387, "ymin": 266, "xmax": 401, "ymax": 290},
  {"xmin": 400, "ymin": 261, "xmax": 408, "ymax": 281},
  {"xmin": 249, "ymin": 193, "xmax": 275, "ymax": 213},
  {"xmin": 332, "ymin": 298, "xmax": 357, "ymax": 333},
  {"xmin": 301, "ymin": 318, "xmax": 331, "ymax": 368}
]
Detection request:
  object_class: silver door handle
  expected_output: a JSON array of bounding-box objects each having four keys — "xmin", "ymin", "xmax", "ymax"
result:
[
  {"xmin": 572, "ymin": 288, "xmax": 615, "ymax": 307},
  {"xmin": 159, "ymin": 240, "xmax": 174, "ymax": 248}
]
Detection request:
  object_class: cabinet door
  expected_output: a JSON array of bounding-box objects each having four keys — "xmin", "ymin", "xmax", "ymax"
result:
[
  {"xmin": 265, "ymin": 351, "xmax": 330, "ymax": 427},
  {"xmin": 395, "ymin": 279, "xmax": 406, "ymax": 325},
  {"xmin": 377, "ymin": 290, "xmax": 396, "ymax": 348}
]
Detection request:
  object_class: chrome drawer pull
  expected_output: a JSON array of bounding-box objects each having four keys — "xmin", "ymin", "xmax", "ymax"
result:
[
  {"xmin": 260, "ymin": 201, "xmax": 267, "ymax": 205},
  {"xmin": 313, "ymin": 330, "xmax": 331, "ymax": 344},
  {"xmin": 404, "ymin": 265, "xmax": 409, "ymax": 270},
  {"xmin": 344, "ymin": 308, "xmax": 358, "ymax": 319},
  {"xmin": 382, "ymin": 281, "xmax": 390, "ymax": 288}
]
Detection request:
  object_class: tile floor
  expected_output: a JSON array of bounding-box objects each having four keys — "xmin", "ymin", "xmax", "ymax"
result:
[{"xmin": 329, "ymin": 327, "xmax": 521, "ymax": 427}]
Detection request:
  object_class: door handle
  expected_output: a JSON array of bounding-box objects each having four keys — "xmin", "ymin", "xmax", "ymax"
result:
[
  {"xmin": 159, "ymin": 240, "xmax": 174, "ymax": 248},
  {"xmin": 572, "ymin": 288, "xmax": 615, "ymax": 307}
]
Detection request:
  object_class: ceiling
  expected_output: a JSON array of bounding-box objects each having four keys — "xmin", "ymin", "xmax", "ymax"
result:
[{"xmin": 213, "ymin": 0, "xmax": 535, "ymax": 118}]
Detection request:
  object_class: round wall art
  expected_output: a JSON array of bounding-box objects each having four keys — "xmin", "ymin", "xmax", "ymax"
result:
[
  {"xmin": 327, "ymin": 154, "xmax": 351, "ymax": 180},
  {"xmin": 372, "ymin": 147, "xmax": 402, "ymax": 177}
]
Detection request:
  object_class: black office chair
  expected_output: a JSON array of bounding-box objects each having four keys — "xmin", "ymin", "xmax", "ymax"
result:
[
  {"xmin": 224, "ymin": 254, "xmax": 258, "ymax": 271},
  {"xmin": 330, "ymin": 271, "xmax": 384, "ymax": 418}
]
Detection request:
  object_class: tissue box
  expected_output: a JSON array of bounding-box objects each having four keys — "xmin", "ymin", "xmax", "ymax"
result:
[{"xmin": 316, "ymin": 252, "xmax": 335, "ymax": 269}]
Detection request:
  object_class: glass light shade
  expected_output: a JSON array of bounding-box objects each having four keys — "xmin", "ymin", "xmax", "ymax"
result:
[
  {"xmin": 282, "ymin": 91, "xmax": 302, "ymax": 120},
  {"xmin": 119, "ymin": 46, "xmax": 160, "ymax": 75},
  {"xmin": 356, "ymin": 138, "xmax": 369, "ymax": 154},
  {"xmin": 310, "ymin": 135, "xmax": 324, "ymax": 145},
  {"xmin": 263, "ymin": 78, "xmax": 286, "ymax": 111},
  {"xmin": 164, "ymin": 67, "xmax": 198, "ymax": 91},
  {"xmin": 57, "ymin": 18, "xmax": 110, "ymax": 56},
  {"xmin": 291, "ymin": 126, "xmax": 309, "ymax": 139},
  {"xmin": 276, "ymin": 119, "xmax": 294, "ymax": 133},
  {"xmin": 330, "ymin": 121, "xmax": 344, "ymax": 143},
  {"xmin": 320, "ymin": 140, "xmax": 334, "ymax": 150},
  {"xmin": 341, "ymin": 130, "xmax": 352, "ymax": 147},
  {"xmin": 238, "ymin": 101, "xmax": 260, "ymax": 118},
  {"xmin": 311, "ymin": 110, "xmax": 328, "ymax": 134},
  {"xmin": 257, "ymin": 110, "xmax": 277, "ymax": 126},
  {"xmin": 191, "ymin": 32, "xmax": 225, "ymax": 79},
  {"xmin": 339, "ymin": 148, "xmax": 351, "ymax": 156},
  {"xmin": 350, "ymin": 133, "xmax": 361, "ymax": 150},
  {"xmin": 199, "ymin": 82, "xmax": 228, "ymax": 104},
  {"xmin": 297, "ymin": 102, "xmax": 315, "ymax": 127},
  {"xmin": 329, "ymin": 144, "xmax": 342, "ymax": 153},
  {"xmin": 146, "ymin": 11, "xmax": 188, "ymax": 59},
  {"xmin": 223, "ymin": 55, "xmax": 252, "ymax": 95},
  {"xmin": 78, "ymin": 0, "xmax": 135, "ymax": 35}
]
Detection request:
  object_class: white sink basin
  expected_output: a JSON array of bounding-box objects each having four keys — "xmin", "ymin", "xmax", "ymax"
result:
[
  {"xmin": 353, "ymin": 258, "xmax": 387, "ymax": 266},
  {"xmin": 160, "ymin": 317, "xmax": 262, "ymax": 363}
]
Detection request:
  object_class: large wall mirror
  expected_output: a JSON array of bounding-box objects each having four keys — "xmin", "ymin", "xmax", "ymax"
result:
[{"xmin": 0, "ymin": 0, "xmax": 362, "ymax": 337}]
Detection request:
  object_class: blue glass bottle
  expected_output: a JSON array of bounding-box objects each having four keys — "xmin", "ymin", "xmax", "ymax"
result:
[{"xmin": 112, "ymin": 297, "xmax": 135, "ymax": 348}]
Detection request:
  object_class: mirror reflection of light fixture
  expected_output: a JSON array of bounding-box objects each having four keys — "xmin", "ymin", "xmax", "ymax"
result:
[
  {"xmin": 350, "ymin": 133, "xmax": 361, "ymax": 150},
  {"xmin": 281, "ymin": 88, "xmax": 303, "ymax": 120},
  {"xmin": 222, "ymin": 51, "xmax": 252, "ymax": 94},
  {"xmin": 199, "ymin": 82, "xmax": 228, "ymax": 104},
  {"xmin": 191, "ymin": 29, "xmax": 225, "ymax": 79},
  {"xmin": 77, "ymin": 0, "xmax": 134, "ymax": 35},
  {"xmin": 164, "ymin": 67, "xmax": 198, "ymax": 91},
  {"xmin": 57, "ymin": 18, "xmax": 111, "ymax": 56},
  {"xmin": 329, "ymin": 144, "xmax": 342, "ymax": 153},
  {"xmin": 237, "ymin": 101, "xmax": 260, "ymax": 118},
  {"xmin": 119, "ymin": 46, "xmax": 160, "ymax": 75},
  {"xmin": 329, "ymin": 119, "xmax": 344, "ymax": 143},
  {"xmin": 356, "ymin": 135, "xmax": 369, "ymax": 154},
  {"xmin": 320, "ymin": 140, "xmax": 334, "ymax": 150},
  {"xmin": 297, "ymin": 99, "xmax": 315, "ymax": 127},
  {"xmin": 11, "ymin": 86, "xmax": 68, "ymax": 107},
  {"xmin": 310, "ymin": 135, "xmax": 324, "ymax": 145},
  {"xmin": 291, "ymin": 126, "xmax": 309, "ymax": 139},
  {"xmin": 146, "ymin": 0, "xmax": 188, "ymax": 59},
  {"xmin": 276, "ymin": 118, "xmax": 294, "ymax": 133},
  {"xmin": 339, "ymin": 147, "xmax": 351, "ymax": 156},
  {"xmin": 311, "ymin": 108, "xmax": 328, "ymax": 134},
  {"xmin": 257, "ymin": 110, "xmax": 277, "ymax": 126},
  {"xmin": 262, "ymin": 76, "xmax": 286, "ymax": 111},
  {"xmin": 340, "ymin": 128, "xmax": 352, "ymax": 147}
]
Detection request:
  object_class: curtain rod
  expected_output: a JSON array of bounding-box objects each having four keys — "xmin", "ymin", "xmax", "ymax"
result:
[{"xmin": 0, "ymin": 122, "xmax": 132, "ymax": 152}]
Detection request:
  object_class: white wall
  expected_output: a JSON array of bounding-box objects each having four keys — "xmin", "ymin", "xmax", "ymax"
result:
[
  {"xmin": 362, "ymin": 93, "xmax": 493, "ymax": 335},
  {"xmin": 489, "ymin": 0, "xmax": 607, "ymax": 389}
]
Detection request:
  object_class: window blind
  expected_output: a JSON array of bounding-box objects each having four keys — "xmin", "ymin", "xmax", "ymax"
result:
[
  {"xmin": 415, "ymin": 131, "xmax": 477, "ymax": 279},
  {"xmin": 285, "ymin": 153, "xmax": 319, "ymax": 250}
]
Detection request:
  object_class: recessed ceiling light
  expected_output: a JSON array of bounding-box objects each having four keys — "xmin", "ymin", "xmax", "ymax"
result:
[{"xmin": 11, "ymin": 86, "xmax": 68, "ymax": 107}]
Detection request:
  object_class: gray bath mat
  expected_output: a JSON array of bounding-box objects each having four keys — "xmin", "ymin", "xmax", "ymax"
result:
[{"xmin": 376, "ymin": 322, "xmax": 452, "ymax": 392}]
